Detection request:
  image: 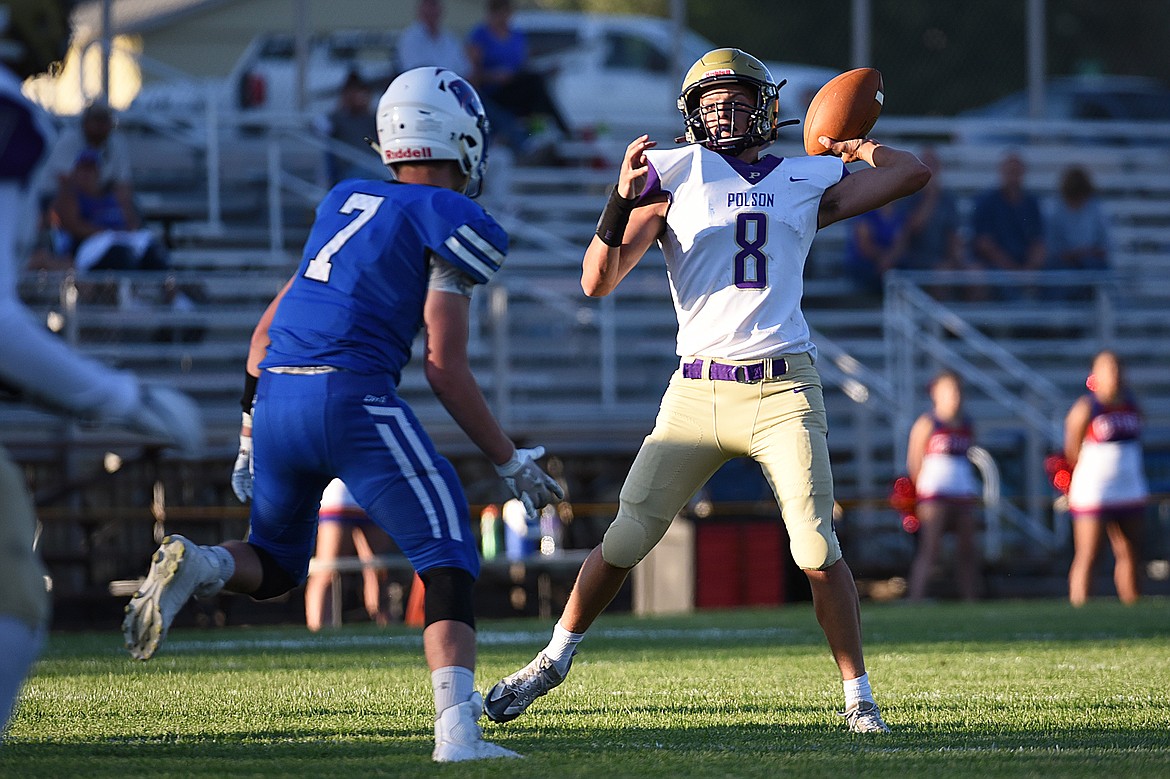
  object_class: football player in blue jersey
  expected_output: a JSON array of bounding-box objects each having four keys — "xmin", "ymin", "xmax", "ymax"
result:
[
  {"xmin": 122, "ymin": 67, "xmax": 561, "ymax": 762},
  {"xmin": 0, "ymin": 0, "xmax": 203, "ymax": 735}
]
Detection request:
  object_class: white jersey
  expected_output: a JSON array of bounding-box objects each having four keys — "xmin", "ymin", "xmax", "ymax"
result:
[{"xmin": 643, "ymin": 144, "xmax": 846, "ymax": 359}]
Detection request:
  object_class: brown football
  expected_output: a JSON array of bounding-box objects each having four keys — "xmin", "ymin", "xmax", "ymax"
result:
[{"xmin": 802, "ymin": 68, "xmax": 884, "ymax": 156}]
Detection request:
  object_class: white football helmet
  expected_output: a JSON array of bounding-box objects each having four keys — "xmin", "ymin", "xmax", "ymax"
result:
[{"xmin": 376, "ymin": 67, "xmax": 490, "ymax": 198}]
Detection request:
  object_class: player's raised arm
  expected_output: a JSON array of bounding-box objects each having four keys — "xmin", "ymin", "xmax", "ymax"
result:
[
  {"xmin": 816, "ymin": 138, "xmax": 931, "ymax": 229},
  {"xmin": 582, "ymin": 135, "xmax": 668, "ymax": 297}
]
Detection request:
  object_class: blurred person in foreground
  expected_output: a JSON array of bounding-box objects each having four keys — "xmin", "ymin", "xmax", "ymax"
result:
[
  {"xmin": 905, "ymin": 370, "xmax": 982, "ymax": 602},
  {"xmin": 1065, "ymin": 350, "xmax": 1146, "ymax": 606},
  {"xmin": 484, "ymin": 48, "xmax": 929, "ymax": 735},
  {"xmin": 0, "ymin": 0, "xmax": 202, "ymax": 734},
  {"xmin": 122, "ymin": 67, "xmax": 562, "ymax": 762}
]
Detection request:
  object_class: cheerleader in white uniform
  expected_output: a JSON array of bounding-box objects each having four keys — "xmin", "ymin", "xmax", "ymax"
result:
[
  {"xmin": 906, "ymin": 371, "xmax": 982, "ymax": 601},
  {"xmin": 1065, "ymin": 351, "xmax": 1146, "ymax": 606},
  {"xmin": 304, "ymin": 479, "xmax": 395, "ymax": 630}
]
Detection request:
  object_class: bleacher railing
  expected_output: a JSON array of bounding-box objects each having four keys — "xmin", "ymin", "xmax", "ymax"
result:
[{"xmin": 883, "ymin": 270, "xmax": 1133, "ymax": 553}]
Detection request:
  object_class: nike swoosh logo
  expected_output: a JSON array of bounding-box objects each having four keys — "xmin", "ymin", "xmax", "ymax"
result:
[{"xmin": 790, "ymin": 176, "xmax": 808, "ymax": 182}]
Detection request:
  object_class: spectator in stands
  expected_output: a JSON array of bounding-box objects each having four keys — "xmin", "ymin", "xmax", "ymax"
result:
[
  {"xmin": 40, "ymin": 101, "xmax": 138, "ymax": 228},
  {"xmin": 304, "ymin": 479, "xmax": 394, "ymax": 631},
  {"xmin": 319, "ymin": 70, "xmax": 377, "ymax": 186},
  {"xmin": 905, "ymin": 370, "xmax": 982, "ymax": 602},
  {"xmin": 1065, "ymin": 350, "xmax": 1146, "ymax": 606},
  {"xmin": 465, "ymin": 0, "xmax": 572, "ymax": 155},
  {"xmin": 1047, "ymin": 165, "xmax": 1110, "ymax": 272},
  {"xmin": 844, "ymin": 201, "xmax": 908, "ymax": 297},
  {"xmin": 900, "ymin": 148, "xmax": 964, "ymax": 273},
  {"xmin": 50, "ymin": 149, "xmax": 169, "ymax": 273},
  {"xmin": 971, "ymin": 153, "xmax": 1046, "ymax": 294},
  {"xmin": 398, "ymin": 0, "xmax": 470, "ymax": 74}
]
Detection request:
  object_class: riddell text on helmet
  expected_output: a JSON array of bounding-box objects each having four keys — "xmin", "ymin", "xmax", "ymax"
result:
[{"xmin": 385, "ymin": 147, "xmax": 434, "ymax": 161}]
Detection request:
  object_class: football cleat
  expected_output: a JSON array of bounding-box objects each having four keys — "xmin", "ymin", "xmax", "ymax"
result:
[
  {"xmin": 840, "ymin": 700, "xmax": 891, "ymax": 733},
  {"xmin": 433, "ymin": 692, "xmax": 522, "ymax": 762},
  {"xmin": 483, "ymin": 651, "xmax": 573, "ymax": 723},
  {"xmin": 122, "ymin": 535, "xmax": 219, "ymax": 661}
]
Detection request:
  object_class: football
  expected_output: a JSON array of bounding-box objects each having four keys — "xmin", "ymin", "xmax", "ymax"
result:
[{"xmin": 802, "ymin": 68, "xmax": 884, "ymax": 156}]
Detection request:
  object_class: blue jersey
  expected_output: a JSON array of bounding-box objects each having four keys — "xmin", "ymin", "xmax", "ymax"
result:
[{"xmin": 262, "ymin": 179, "xmax": 507, "ymax": 382}]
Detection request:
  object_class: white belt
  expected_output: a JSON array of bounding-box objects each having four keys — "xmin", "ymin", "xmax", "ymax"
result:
[{"xmin": 266, "ymin": 365, "xmax": 339, "ymax": 375}]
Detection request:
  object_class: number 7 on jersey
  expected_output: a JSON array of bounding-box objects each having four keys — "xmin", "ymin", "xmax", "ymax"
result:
[{"xmin": 304, "ymin": 192, "xmax": 385, "ymax": 282}]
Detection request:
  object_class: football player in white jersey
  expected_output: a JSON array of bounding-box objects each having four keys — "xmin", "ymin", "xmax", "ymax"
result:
[
  {"xmin": 0, "ymin": 0, "xmax": 202, "ymax": 735},
  {"xmin": 485, "ymin": 48, "xmax": 929, "ymax": 735}
]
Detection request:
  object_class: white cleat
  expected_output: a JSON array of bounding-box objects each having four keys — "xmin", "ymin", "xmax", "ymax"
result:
[
  {"xmin": 840, "ymin": 700, "xmax": 891, "ymax": 733},
  {"xmin": 122, "ymin": 535, "xmax": 218, "ymax": 660},
  {"xmin": 433, "ymin": 692, "xmax": 522, "ymax": 762}
]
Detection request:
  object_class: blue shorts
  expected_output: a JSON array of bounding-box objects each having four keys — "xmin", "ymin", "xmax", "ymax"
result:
[{"xmin": 249, "ymin": 370, "xmax": 480, "ymax": 583}]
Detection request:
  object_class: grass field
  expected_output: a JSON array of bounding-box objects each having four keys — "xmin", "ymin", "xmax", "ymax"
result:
[{"xmin": 3, "ymin": 598, "xmax": 1168, "ymax": 778}]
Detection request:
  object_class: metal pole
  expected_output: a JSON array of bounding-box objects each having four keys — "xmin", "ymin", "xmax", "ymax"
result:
[
  {"xmin": 599, "ymin": 295, "xmax": 616, "ymax": 407},
  {"xmin": 490, "ymin": 286, "xmax": 511, "ymax": 427},
  {"xmin": 851, "ymin": 0, "xmax": 871, "ymax": 68},
  {"xmin": 295, "ymin": 0, "xmax": 310, "ymax": 113},
  {"xmin": 205, "ymin": 82, "xmax": 222, "ymax": 231},
  {"xmin": 670, "ymin": 0, "xmax": 687, "ymax": 86},
  {"xmin": 100, "ymin": 0, "xmax": 112, "ymax": 102},
  {"xmin": 267, "ymin": 136, "xmax": 283, "ymax": 255},
  {"xmin": 1026, "ymin": 0, "xmax": 1047, "ymax": 119}
]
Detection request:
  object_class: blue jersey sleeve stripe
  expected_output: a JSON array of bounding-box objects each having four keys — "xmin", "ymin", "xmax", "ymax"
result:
[
  {"xmin": 443, "ymin": 235, "xmax": 497, "ymax": 280},
  {"xmin": 455, "ymin": 225, "xmax": 506, "ymax": 266}
]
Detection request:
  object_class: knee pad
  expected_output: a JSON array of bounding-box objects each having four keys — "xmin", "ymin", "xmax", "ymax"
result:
[
  {"xmin": 419, "ymin": 567, "xmax": 475, "ymax": 629},
  {"xmin": 601, "ymin": 505, "xmax": 673, "ymax": 569},
  {"xmin": 247, "ymin": 542, "xmax": 300, "ymax": 600},
  {"xmin": 789, "ymin": 524, "xmax": 842, "ymax": 571}
]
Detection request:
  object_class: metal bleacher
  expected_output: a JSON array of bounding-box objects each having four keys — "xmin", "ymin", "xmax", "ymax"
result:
[{"xmin": 8, "ymin": 110, "xmax": 1170, "ymax": 580}]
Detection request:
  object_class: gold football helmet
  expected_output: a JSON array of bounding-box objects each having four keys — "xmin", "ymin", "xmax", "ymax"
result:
[{"xmin": 676, "ymin": 48, "xmax": 796, "ymax": 154}]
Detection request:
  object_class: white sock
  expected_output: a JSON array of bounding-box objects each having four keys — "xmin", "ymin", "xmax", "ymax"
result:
[
  {"xmin": 843, "ymin": 672, "xmax": 873, "ymax": 709},
  {"xmin": 432, "ymin": 666, "xmax": 476, "ymax": 718},
  {"xmin": 542, "ymin": 622, "xmax": 584, "ymax": 673},
  {"xmin": 209, "ymin": 545, "xmax": 235, "ymax": 582},
  {"xmin": 193, "ymin": 545, "xmax": 234, "ymax": 597}
]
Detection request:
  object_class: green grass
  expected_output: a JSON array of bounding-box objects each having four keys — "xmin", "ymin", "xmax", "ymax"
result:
[{"xmin": 4, "ymin": 599, "xmax": 1169, "ymax": 778}]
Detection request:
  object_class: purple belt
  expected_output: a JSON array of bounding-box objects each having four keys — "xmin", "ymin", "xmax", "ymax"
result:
[{"xmin": 682, "ymin": 358, "xmax": 787, "ymax": 383}]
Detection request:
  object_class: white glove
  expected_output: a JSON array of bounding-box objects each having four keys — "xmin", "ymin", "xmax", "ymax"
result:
[
  {"xmin": 494, "ymin": 446, "xmax": 565, "ymax": 520},
  {"xmin": 231, "ymin": 412, "xmax": 254, "ymax": 503}
]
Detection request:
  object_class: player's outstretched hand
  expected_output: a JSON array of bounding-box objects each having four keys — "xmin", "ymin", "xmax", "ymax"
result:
[
  {"xmin": 495, "ymin": 446, "xmax": 565, "ymax": 520},
  {"xmin": 618, "ymin": 135, "xmax": 657, "ymax": 200},
  {"xmin": 231, "ymin": 429, "xmax": 254, "ymax": 503}
]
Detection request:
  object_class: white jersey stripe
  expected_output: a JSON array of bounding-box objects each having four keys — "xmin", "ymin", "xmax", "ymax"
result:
[
  {"xmin": 443, "ymin": 235, "xmax": 496, "ymax": 280},
  {"xmin": 456, "ymin": 224, "xmax": 505, "ymax": 266},
  {"xmin": 364, "ymin": 405, "xmax": 463, "ymax": 542}
]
